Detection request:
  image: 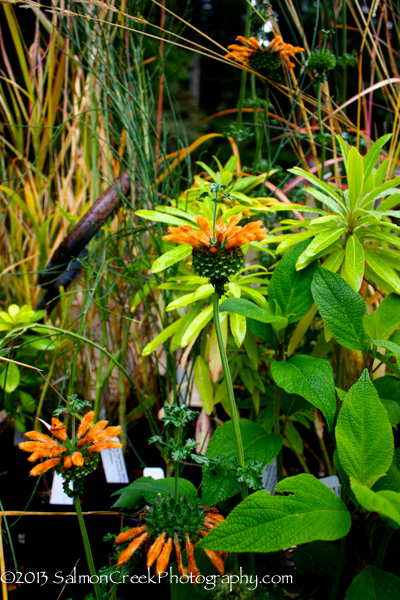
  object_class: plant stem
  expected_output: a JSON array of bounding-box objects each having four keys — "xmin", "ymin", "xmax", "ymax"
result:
[
  {"xmin": 73, "ymin": 492, "xmax": 101, "ymax": 600},
  {"xmin": 375, "ymin": 525, "xmax": 393, "ymax": 569},
  {"xmin": 275, "ymin": 341, "xmax": 284, "ymax": 481},
  {"xmin": 317, "ymin": 80, "xmax": 325, "ymax": 187},
  {"xmin": 236, "ymin": 1, "xmax": 252, "ymax": 129}
]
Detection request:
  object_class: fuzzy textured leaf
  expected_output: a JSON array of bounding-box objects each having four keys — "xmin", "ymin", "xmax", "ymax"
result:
[
  {"xmin": 336, "ymin": 369, "xmax": 394, "ymax": 488},
  {"xmin": 111, "ymin": 477, "xmax": 197, "ymax": 508},
  {"xmin": 344, "ymin": 566, "xmax": 400, "ymax": 600},
  {"xmin": 198, "ymin": 474, "xmax": 351, "ymax": 552}
]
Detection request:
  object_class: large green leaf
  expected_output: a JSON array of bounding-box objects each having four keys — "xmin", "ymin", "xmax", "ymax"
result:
[
  {"xmin": 294, "ymin": 541, "xmax": 340, "ymax": 578},
  {"xmin": 219, "ymin": 298, "xmax": 287, "ymax": 328},
  {"xmin": 351, "ymin": 483, "xmax": 400, "ymax": 528},
  {"xmin": 246, "ymin": 318, "xmax": 277, "ymax": 349},
  {"xmin": 311, "ymin": 267, "xmax": 369, "ymax": 353},
  {"xmin": 0, "ymin": 362, "xmax": 20, "ymax": 393},
  {"xmin": 374, "ymin": 376, "xmax": 400, "ymax": 426},
  {"xmin": 269, "ymin": 240, "xmax": 315, "ymax": 324},
  {"xmin": 197, "ymin": 474, "xmax": 351, "ymax": 552},
  {"xmin": 336, "ymin": 369, "xmax": 394, "ymax": 488},
  {"xmin": 152, "ymin": 244, "xmax": 192, "ymax": 273},
  {"xmin": 347, "ymin": 146, "xmax": 364, "ymax": 210},
  {"xmin": 345, "ymin": 235, "xmax": 365, "ymax": 291},
  {"xmin": 344, "ymin": 566, "xmax": 400, "ymax": 600},
  {"xmin": 111, "ymin": 477, "xmax": 198, "ymax": 508},
  {"xmin": 202, "ymin": 420, "xmax": 282, "ymax": 505},
  {"xmin": 271, "ymin": 355, "xmax": 336, "ymax": 430}
]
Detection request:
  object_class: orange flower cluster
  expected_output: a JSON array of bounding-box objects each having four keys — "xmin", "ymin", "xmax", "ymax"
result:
[
  {"xmin": 164, "ymin": 213, "xmax": 266, "ymax": 250},
  {"xmin": 116, "ymin": 507, "xmax": 226, "ymax": 580},
  {"xmin": 19, "ymin": 411, "xmax": 122, "ymax": 476},
  {"xmin": 226, "ymin": 35, "xmax": 304, "ymax": 70}
]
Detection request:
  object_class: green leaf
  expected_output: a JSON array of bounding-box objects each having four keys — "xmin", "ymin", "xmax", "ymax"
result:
[
  {"xmin": 362, "ymin": 176, "xmax": 400, "ymax": 208},
  {"xmin": 336, "ymin": 369, "xmax": 394, "ymax": 488},
  {"xmin": 365, "ymin": 227, "xmax": 400, "ymax": 251},
  {"xmin": 372, "ymin": 293, "xmax": 400, "ymax": 340},
  {"xmin": 0, "ymin": 362, "xmax": 20, "ymax": 393},
  {"xmin": 363, "ymin": 134, "xmax": 392, "ymax": 183},
  {"xmin": 271, "ymin": 355, "xmax": 336, "ymax": 430},
  {"xmin": 181, "ymin": 304, "xmax": 214, "ymax": 347},
  {"xmin": 288, "ymin": 168, "xmax": 344, "ymax": 203},
  {"xmin": 135, "ymin": 210, "xmax": 196, "ymax": 228},
  {"xmin": 296, "ymin": 228, "xmax": 346, "ymax": 271},
  {"xmin": 345, "ymin": 235, "xmax": 365, "ymax": 291},
  {"xmin": 171, "ymin": 303, "xmax": 204, "ymax": 351},
  {"xmin": 230, "ymin": 312, "xmax": 247, "ymax": 348},
  {"xmin": 202, "ymin": 420, "xmax": 282, "ymax": 505},
  {"xmin": 198, "ymin": 474, "xmax": 351, "ymax": 552},
  {"xmin": 111, "ymin": 477, "xmax": 197, "ymax": 508},
  {"xmin": 365, "ymin": 251, "xmax": 400, "ymax": 294},
  {"xmin": 347, "ymin": 147, "xmax": 364, "ymax": 209},
  {"xmin": 152, "ymin": 245, "xmax": 192, "ymax": 273},
  {"xmin": 194, "ymin": 355, "xmax": 214, "ymax": 415},
  {"xmin": 276, "ymin": 229, "xmax": 321, "ymax": 254},
  {"xmin": 379, "ymin": 192, "xmax": 400, "ymax": 212},
  {"xmin": 166, "ymin": 284, "xmax": 213, "ymax": 311},
  {"xmin": 294, "ymin": 541, "xmax": 340, "ymax": 578},
  {"xmin": 269, "ymin": 240, "xmax": 315, "ymax": 324},
  {"xmin": 352, "ymin": 483, "xmax": 400, "ymax": 528},
  {"xmin": 370, "ymin": 339, "xmax": 400, "ymax": 358},
  {"xmin": 311, "ymin": 267, "xmax": 369, "ymax": 353},
  {"xmin": 246, "ymin": 318, "xmax": 276, "ymax": 349},
  {"xmin": 240, "ymin": 285, "xmax": 268, "ymax": 310},
  {"xmin": 322, "ymin": 249, "xmax": 345, "ymax": 273},
  {"xmin": 22, "ymin": 336, "xmax": 56, "ymax": 351},
  {"xmin": 336, "ymin": 135, "xmax": 349, "ymax": 169},
  {"xmin": 244, "ymin": 329, "xmax": 258, "ymax": 370},
  {"xmin": 142, "ymin": 319, "xmax": 182, "ymax": 356},
  {"xmin": 219, "ymin": 298, "xmax": 287, "ymax": 328},
  {"xmin": 344, "ymin": 566, "xmax": 400, "ymax": 600}
]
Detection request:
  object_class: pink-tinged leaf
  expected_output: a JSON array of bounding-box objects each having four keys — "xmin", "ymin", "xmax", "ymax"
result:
[
  {"xmin": 314, "ymin": 409, "xmax": 324, "ymax": 440},
  {"xmin": 209, "ymin": 314, "xmax": 228, "ymax": 383},
  {"xmin": 194, "ymin": 355, "xmax": 214, "ymax": 415},
  {"xmin": 195, "ymin": 409, "xmax": 211, "ymax": 454}
]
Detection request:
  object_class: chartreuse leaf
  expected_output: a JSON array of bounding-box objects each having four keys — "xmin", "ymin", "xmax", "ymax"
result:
[
  {"xmin": 321, "ymin": 249, "xmax": 345, "ymax": 272},
  {"xmin": 181, "ymin": 304, "xmax": 214, "ymax": 347},
  {"xmin": 363, "ymin": 134, "xmax": 392, "ymax": 183},
  {"xmin": 345, "ymin": 235, "xmax": 365, "ymax": 291},
  {"xmin": 194, "ymin": 355, "xmax": 214, "ymax": 414},
  {"xmin": 152, "ymin": 244, "xmax": 192, "ymax": 273},
  {"xmin": 365, "ymin": 251, "xmax": 400, "ymax": 294},
  {"xmin": 135, "ymin": 210, "xmax": 196, "ymax": 228},
  {"xmin": 362, "ymin": 176, "xmax": 400, "ymax": 208},
  {"xmin": 111, "ymin": 477, "xmax": 197, "ymax": 508},
  {"xmin": 336, "ymin": 135, "xmax": 349, "ymax": 168},
  {"xmin": 351, "ymin": 483, "xmax": 400, "ymax": 528},
  {"xmin": 219, "ymin": 298, "xmax": 287, "ymax": 328},
  {"xmin": 271, "ymin": 355, "xmax": 336, "ymax": 430},
  {"xmin": 311, "ymin": 267, "xmax": 369, "ymax": 353},
  {"xmin": 336, "ymin": 369, "xmax": 394, "ymax": 488},
  {"xmin": 142, "ymin": 319, "xmax": 183, "ymax": 356},
  {"xmin": 202, "ymin": 420, "xmax": 282, "ymax": 505},
  {"xmin": 303, "ymin": 187, "xmax": 346, "ymax": 216},
  {"xmin": 166, "ymin": 284, "xmax": 213, "ymax": 311},
  {"xmin": 347, "ymin": 146, "xmax": 364, "ymax": 210},
  {"xmin": 197, "ymin": 474, "xmax": 351, "ymax": 552},
  {"xmin": 269, "ymin": 240, "xmax": 315, "ymax": 324},
  {"xmin": 288, "ymin": 167, "xmax": 344, "ymax": 203},
  {"xmin": 171, "ymin": 302, "xmax": 204, "ymax": 351},
  {"xmin": 344, "ymin": 566, "xmax": 400, "ymax": 600},
  {"xmin": 0, "ymin": 362, "xmax": 20, "ymax": 393},
  {"xmin": 296, "ymin": 228, "xmax": 346, "ymax": 270},
  {"xmin": 228, "ymin": 282, "xmax": 246, "ymax": 347}
]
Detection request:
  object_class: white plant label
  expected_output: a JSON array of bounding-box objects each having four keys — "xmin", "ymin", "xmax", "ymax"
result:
[
  {"xmin": 50, "ymin": 472, "xmax": 74, "ymax": 505},
  {"xmin": 319, "ymin": 474, "xmax": 341, "ymax": 498},
  {"xmin": 100, "ymin": 437, "xmax": 129, "ymax": 483},
  {"xmin": 143, "ymin": 467, "xmax": 165, "ymax": 480},
  {"xmin": 262, "ymin": 457, "xmax": 278, "ymax": 495}
]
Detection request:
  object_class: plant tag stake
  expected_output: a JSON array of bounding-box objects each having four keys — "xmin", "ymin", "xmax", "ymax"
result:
[
  {"xmin": 319, "ymin": 475, "xmax": 341, "ymax": 498},
  {"xmin": 262, "ymin": 457, "xmax": 278, "ymax": 495},
  {"xmin": 50, "ymin": 472, "xmax": 73, "ymax": 505},
  {"xmin": 100, "ymin": 437, "xmax": 129, "ymax": 483}
]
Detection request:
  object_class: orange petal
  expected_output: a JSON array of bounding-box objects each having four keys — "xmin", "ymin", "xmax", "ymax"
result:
[
  {"xmin": 89, "ymin": 425, "xmax": 122, "ymax": 444},
  {"xmin": 19, "ymin": 441, "xmax": 55, "ymax": 453},
  {"xmin": 196, "ymin": 215, "xmax": 212, "ymax": 237},
  {"xmin": 72, "ymin": 452, "xmax": 84, "ymax": 466},
  {"xmin": 77, "ymin": 411, "xmax": 95, "ymax": 439},
  {"xmin": 155, "ymin": 537, "xmax": 173, "ymax": 576},
  {"xmin": 29, "ymin": 457, "xmax": 61, "ymax": 476},
  {"xmin": 268, "ymin": 36, "xmax": 283, "ymax": 50},
  {"xmin": 87, "ymin": 441, "xmax": 123, "ymax": 453},
  {"xmin": 185, "ymin": 532, "xmax": 200, "ymax": 580},
  {"xmin": 50, "ymin": 418, "xmax": 67, "ymax": 442},
  {"xmin": 174, "ymin": 533, "xmax": 187, "ymax": 577},
  {"xmin": 116, "ymin": 525, "xmax": 148, "ymax": 544},
  {"xmin": 27, "ymin": 447, "xmax": 67, "ymax": 462},
  {"xmin": 147, "ymin": 532, "xmax": 166, "ymax": 568},
  {"xmin": 117, "ymin": 532, "xmax": 149, "ymax": 567},
  {"xmin": 203, "ymin": 549, "xmax": 225, "ymax": 576},
  {"xmin": 248, "ymin": 36, "xmax": 262, "ymax": 50},
  {"xmin": 23, "ymin": 431, "xmax": 57, "ymax": 445}
]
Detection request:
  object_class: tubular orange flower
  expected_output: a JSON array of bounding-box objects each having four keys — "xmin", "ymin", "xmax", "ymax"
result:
[
  {"xmin": 19, "ymin": 410, "xmax": 122, "ymax": 482},
  {"xmin": 225, "ymin": 34, "xmax": 304, "ymax": 74},
  {"xmin": 115, "ymin": 497, "xmax": 226, "ymax": 583},
  {"xmin": 164, "ymin": 213, "xmax": 266, "ymax": 295}
]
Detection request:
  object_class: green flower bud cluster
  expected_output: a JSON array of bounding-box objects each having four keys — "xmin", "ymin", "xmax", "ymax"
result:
[
  {"xmin": 307, "ymin": 49, "xmax": 336, "ymax": 80},
  {"xmin": 192, "ymin": 244, "xmax": 244, "ymax": 296},
  {"xmin": 145, "ymin": 494, "xmax": 205, "ymax": 543},
  {"xmin": 249, "ymin": 48, "xmax": 282, "ymax": 76}
]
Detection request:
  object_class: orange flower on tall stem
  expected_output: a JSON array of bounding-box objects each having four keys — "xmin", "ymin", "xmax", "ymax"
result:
[{"xmin": 225, "ymin": 34, "xmax": 304, "ymax": 73}]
